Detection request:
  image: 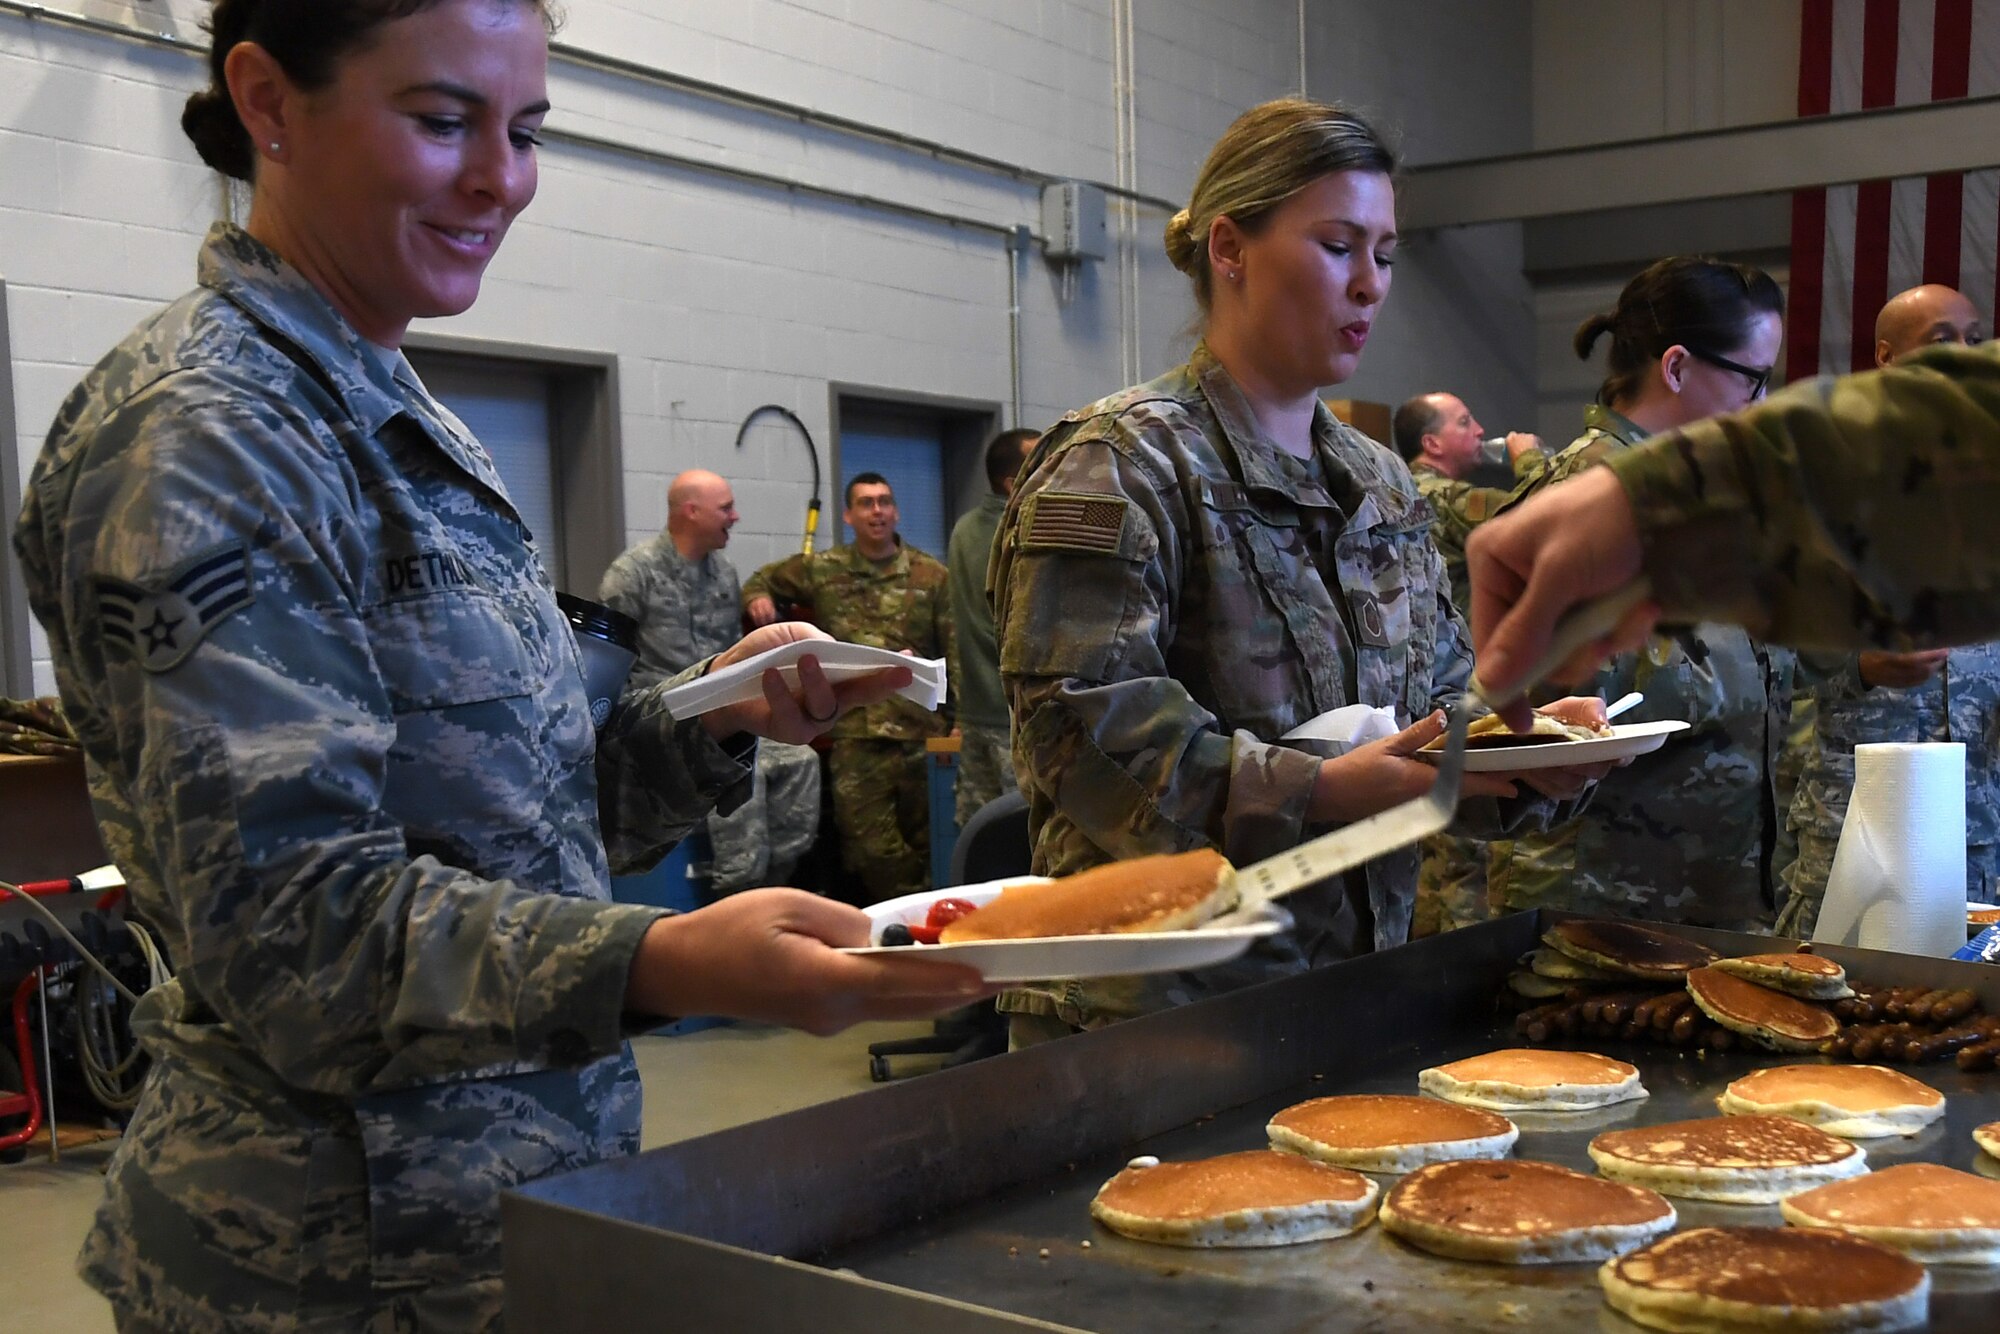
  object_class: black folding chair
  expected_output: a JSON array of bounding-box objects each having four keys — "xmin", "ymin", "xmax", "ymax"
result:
[{"xmin": 865, "ymin": 791, "xmax": 1028, "ymax": 1081}]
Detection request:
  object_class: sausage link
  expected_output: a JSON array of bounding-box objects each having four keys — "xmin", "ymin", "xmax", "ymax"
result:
[
  {"xmin": 1652, "ymin": 994, "xmax": 1695, "ymax": 1033},
  {"xmin": 1930, "ymin": 989, "xmax": 1979, "ymax": 1026},
  {"xmin": 1956, "ymin": 1038, "xmax": 2000, "ymax": 1072}
]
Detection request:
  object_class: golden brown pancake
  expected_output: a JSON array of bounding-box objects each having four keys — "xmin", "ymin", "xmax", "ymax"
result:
[
  {"xmin": 1523, "ymin": 946, "xmax": 1625, "ymax": 981},
  {"xmin": 1686, "ymin": 965, "xmax": 1839, "ymax": 1052},
  {"xmin": 1380, "ymin": 1159, "xmax": 1674, "ymax": 1264},
  {"xmin": 1781, "ymin": 1163, "xmax": 2000, "ymax": 1265},
  {"xmin": 1543, "ymin": 919, "xmax": 1718, "ymax": 981},
  {"xmin": 1089, "ymin": 1149, "xmax": 1378, "ymax": 1247},
  {"xmin": 1712, "ymin": 950, "xmax": 1854, "ymax": 1000},
  {"xmin": 1506, "ymin": 968, "xmax": 1571, "ymax": 1000},
  {"xmin": 1588, "ymin": 1114, "xmax": 1866, "ymax": 1203},
  {"xmin": 1267, "ymin": 1095, "xmax": 1517, "ymax": 1172},
  {"xmin": 939, "ymin": 848, "xmax": 1233, "ymax": 942},
  {"xmin": 1718, "ymin": 1064, "xmax": 1944, "ymax": 1138},
  {"xmin": 1419, "ymin": 1048, "xmax": 1646, "ymax": 1111},
  {"xmin": 1601, "ymin": 1227, "xmax": 1928, "ymax": 1333},
  {"xmin": 1978, "ymin": 1120, "xmax": 2000, "ymax": 1161}
]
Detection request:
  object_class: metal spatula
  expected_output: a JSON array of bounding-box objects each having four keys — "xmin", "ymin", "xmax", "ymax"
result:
[{"xmin": 1230, "ymin": 582, "xmax": 1653, "ymax": 916}]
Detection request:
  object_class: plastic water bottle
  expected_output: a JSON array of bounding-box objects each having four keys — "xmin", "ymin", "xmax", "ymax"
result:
[{"xmin": 1952, "ymin": 922, "xmax": 2000, "ymax": 963}]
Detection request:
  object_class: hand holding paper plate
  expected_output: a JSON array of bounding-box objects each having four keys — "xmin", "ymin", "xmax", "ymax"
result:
[{"xmin": 657, "ymin": 638, "xmax": 947, "ymax": 719}]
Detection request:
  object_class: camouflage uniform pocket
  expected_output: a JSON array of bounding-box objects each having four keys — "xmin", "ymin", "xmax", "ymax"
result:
[{"xmin": 364, "ymin": 591, "xmax": 538, "ymax": 712}]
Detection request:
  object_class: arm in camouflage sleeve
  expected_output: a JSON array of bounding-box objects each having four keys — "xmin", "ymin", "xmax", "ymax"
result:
[
  {"xmin": 595, "ymin": 673, "xmax": 754, "ymax": 875},
  {"xmin": 33, "ymin": 384, "xmax": 669, "ymax": 1096},
  {"xmin": 997, "ymin": 436, "xmax": 1323, "ymax": 863},
  {"xmin": 742, "ymin": 550, "xmax": 813, "ymax": 613},
  {"xmin": 1419, "ymin": 451, "xmax": 1548, "ymax": 558},
  {"xmin": 1604, "ymin": 340, "xmax": 2000, "ymax": 649}
]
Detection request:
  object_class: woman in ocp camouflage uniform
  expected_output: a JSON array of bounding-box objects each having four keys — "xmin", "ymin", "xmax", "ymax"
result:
[
  {"xmin": 1488, "ymin": 257, "xmax": 1799, "ymax": 931},
  {"xmin": 12, "ymin": 3, "xmax": 984, "ymax": 1329},
  {"xmin": 989, "ymin": 99, "xmax": 1611, "ymax": 1042}
]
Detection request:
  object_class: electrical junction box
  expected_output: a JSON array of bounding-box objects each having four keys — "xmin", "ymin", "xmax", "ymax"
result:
[{"xmin": 1040, "ymin": 181, "xmax": 1107, "ymax": 261}]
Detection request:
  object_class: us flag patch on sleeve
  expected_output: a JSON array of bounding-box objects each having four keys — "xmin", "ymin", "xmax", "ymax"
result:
[
  {"xmin": 95, "ymin": 542, "xmax": 254, "ymax": 673},
  {"xmin": 1021, "ymin": 491, "xmax": 1128, "ymax": 555}
]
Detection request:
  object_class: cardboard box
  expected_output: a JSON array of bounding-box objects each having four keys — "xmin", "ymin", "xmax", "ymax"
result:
[
  {"xmin": 0, "ymin": 753, "xmax": 107, "ymax": 883},
  {"xmin": 1324, "ymin": 398, "xmax": 1392, "ymax": 446}
]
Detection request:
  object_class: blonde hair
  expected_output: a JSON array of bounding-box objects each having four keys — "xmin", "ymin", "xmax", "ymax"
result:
[{"xmin": 1164, "ymin": 98, "xmax": 1396, "ymax": 310}]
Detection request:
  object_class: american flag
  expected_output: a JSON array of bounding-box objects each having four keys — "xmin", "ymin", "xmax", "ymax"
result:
[{"xmin": 1788, "ymin": 0, "xmax": 2000, "ymax": 380}]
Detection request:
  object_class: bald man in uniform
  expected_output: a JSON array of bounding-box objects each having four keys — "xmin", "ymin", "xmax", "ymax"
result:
[
  {"xmin": 1874, "ymin": 283, "xmax": 1984, "ymax": 366},
  {"xmin": 600, "ymin": 470, "xmax": 821, "ymax": 895},
  {"xmin": 1779, "ymin": 287, "xmax": 2000, "ymax": 928}
]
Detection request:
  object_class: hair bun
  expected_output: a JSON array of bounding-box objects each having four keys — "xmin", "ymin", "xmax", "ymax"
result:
[
  {"xmin": 1572, "ymin": 310, "xmax": 1617, "ymax": 362},
  {"xmin": 1163, "ymin": 208, "xmax": 1200, "ymax": 274},
  {"xmin": 181, "ymin": 87, "xmax": 254, "ymax": 182}
]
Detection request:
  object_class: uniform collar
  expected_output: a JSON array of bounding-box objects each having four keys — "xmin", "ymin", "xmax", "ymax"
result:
[
  {"xmin": 1190, "ymin": 343, "xmax": 1344, "ymax": 509},
  {"xmin": 845, "ymin": 535, "xmax": 908, "ymax": 574},
  {"xmin": 196, "ymin": 223, "xmax": 407, "ymax": 436},
  {"xmin": 1584, "ymin": 402, "xmax": 1650, "ymax": 448}
]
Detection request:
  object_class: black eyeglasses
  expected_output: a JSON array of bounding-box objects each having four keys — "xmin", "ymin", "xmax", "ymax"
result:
[{"xmin": 1686, "ymin": 346, "xmax": 1773, "ymax": 399}]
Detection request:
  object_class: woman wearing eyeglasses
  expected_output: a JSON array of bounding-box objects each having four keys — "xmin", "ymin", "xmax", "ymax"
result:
[{"xmin": 1487, "ymin": 256, "xmax": 1798, "ymax": 931}]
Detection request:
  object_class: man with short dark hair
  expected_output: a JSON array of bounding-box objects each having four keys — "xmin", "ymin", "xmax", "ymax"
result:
[
  {"xmin": 1394, "ymin": 393, "xmax": 1544, "ymax": 936},
  {"xmin": 947, "ymin": 428, "xmax": 1039, "ymax": 826},
  {"xmin": 745, "ymin": 474, "xmax": 953, "ymax": 899},
  {"xmin": 599, "ymin": 469, "xmax": 821, "ymax": 895}
]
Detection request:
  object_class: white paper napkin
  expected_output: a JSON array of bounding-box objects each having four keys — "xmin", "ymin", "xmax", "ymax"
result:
[
  {"xmin": 656, "ymin": 639, "xmax": 946, "ymax": 719},
  {"xmin": 1280, "ymin": 704, "xmax": 1401, "ymax": 755},
  {"xmin": 1813, "ymin": 742, "xmax": 1967, "ymax": 957}
]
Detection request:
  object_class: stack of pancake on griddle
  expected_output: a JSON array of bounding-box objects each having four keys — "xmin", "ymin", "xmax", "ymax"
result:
[
  {"xmin": 1086, "ymin": 918, "xmax": 2000, "ymax": 1332},
  {"xmin": 1508, "ymin": 918, "xmax": 2000, "ymax": 1071}
]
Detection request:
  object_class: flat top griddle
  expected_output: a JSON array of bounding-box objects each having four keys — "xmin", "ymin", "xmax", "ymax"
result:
[
  {"xmin": 824, "ymin": 1021, "xmax": 2000, "ymax": 1332},
  {"xmin": 504, "ymin": 914, "xmax": 2000, "ymax": 1332}
]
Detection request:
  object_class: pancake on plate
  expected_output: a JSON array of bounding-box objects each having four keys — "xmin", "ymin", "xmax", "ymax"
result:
[
  {"xmin": 1587, "ymin": 1114, "xmax": 1866, "ymax": 1204},
  {"xmin": 1711, "ymin": 950, "xmax": 1854, "ymax": 1000},
  {"xmin": 1686, "ymin": 965, "xmax": 1839, "ymax": 1052},
  {"xmin": 1781, "ymin": 1163, "xmax": 2000, "ymax": 1266},
  {"xmin": 1380, "ymin": 1159, "xmax": 1673, "ymax": 1264},
  {"xmin": 1600, "ymin": 1227, "xmax": 1927, "ymax": 1334},
  {"xmin": 1089, "ymin": 1149, "xmax": 1379, "ymax": 1247},
  {"xmin": 1542, "ymin": 918, "xmax": 1718, "ymax": 982},
  {"xmin": 1421, "ymin": 710, "xmax": 1612, "ymax": 751},
  {"xmin": 1267, "ymin": 1095, "xmax": 1517, "ymax": 1172},
  {"xmin": 1419, "ymin": 1048, "xmax": 1646, "ymax": 1112},
  {"xmin": 939, "ymin": 848, "xmax": 1233, "ymax": 942},
  {"xmin": 1717, "ymin": 1065, "xmax": 1944, "ymax": 1138},
  {"xmin": 1979, "ymin": 1121, "xmax": 2000, "ymax": 1160}
]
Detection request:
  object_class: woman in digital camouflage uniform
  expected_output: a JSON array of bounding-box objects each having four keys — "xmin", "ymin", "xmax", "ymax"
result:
[
  {"xmin": 989, "ymin": 99, "xmax": 1610, "ymax": 1043},
  {"xmin": 13, "ymin": 2, "xmax": 983, "ymax": 1328}
]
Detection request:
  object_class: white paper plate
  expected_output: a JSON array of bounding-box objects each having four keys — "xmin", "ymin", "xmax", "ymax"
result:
[
  {"xmin": 1416, "ymin": 719, "xmax": 1691, "ymax": 772},
  {"xmin": 841, "ymin": 878, "xmax": 1291, "ymax": 984}
]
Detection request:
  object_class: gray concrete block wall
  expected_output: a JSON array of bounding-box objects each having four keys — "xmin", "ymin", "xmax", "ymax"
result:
[{"xmin": 13, "ymin": 0, "xmax": 1803, "ymax": 692}]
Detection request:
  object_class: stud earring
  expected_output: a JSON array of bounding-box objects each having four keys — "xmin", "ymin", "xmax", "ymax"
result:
[{"xmin": 269, "ymin": 142, "xmax": 282, "ymax": 153}]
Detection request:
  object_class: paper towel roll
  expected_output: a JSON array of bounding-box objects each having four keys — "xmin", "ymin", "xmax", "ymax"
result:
[{"xmin": 1812, "ymin": 742, "xmax": 1967, "ymax": 957}]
